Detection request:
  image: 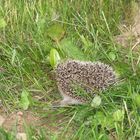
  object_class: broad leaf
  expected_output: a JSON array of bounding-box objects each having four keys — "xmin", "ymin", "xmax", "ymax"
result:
[
  {"xmin": 113, "ymin": 109, "xmax": 124, "ymax": 122},
  {"xmin": 19, "ymin": 90, "xmax": 30, "ymax": 110},
  {"xmin": 47, "ymin": 23, "xmax": 65, "ymax": 42},
  {"xmin": 60, "ymin": 39, "xmax": 86, "ymax": 60},
  {"xmin": 91, "ymin": 95, "xmax": 101, "ymax": 108},
  {"xmin": 108, "ymin": 52, "xmax": 116, "ymax": 61},
  {"xmin": 50, "ymin": 48, "xmax": 60, "ymax": 68},
  {"xmin": 93, "ymin": 111, "xmax": 114, "ymax": 128}
]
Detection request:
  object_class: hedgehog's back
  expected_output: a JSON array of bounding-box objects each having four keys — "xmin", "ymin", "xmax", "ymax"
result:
[{"xmin": 56, "ymin": 60, "xmax": 116, "ymax": 103}]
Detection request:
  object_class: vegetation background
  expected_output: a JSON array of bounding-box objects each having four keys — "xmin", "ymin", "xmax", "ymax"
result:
[{"xmin": 0, "ymin": 0, "xmax": 140, "ymax": 140}]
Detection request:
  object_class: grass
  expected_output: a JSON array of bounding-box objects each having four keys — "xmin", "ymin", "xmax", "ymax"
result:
[{"xmin": 0, "ymin": 0, "xmax": 140, "ymax": 140}]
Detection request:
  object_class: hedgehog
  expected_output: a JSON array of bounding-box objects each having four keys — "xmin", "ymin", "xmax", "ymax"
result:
[{"xmin": 55, "ymin": 60, "xmax": 116, "ymax": 105}]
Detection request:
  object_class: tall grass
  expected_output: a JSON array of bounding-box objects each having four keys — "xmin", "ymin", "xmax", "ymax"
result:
[{"xmin": 0, "ymin": 0, "xmax": 140, "ymax": 139}]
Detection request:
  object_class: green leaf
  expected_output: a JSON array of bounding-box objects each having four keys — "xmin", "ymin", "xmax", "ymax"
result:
[
  {"xmin": 0, "ymin": 18, "xmax": 6, "ymax": 29},
  {"xmin": 50, "ymin": 48, "xmax": 61, "ymax": 68},
  {"xmin": 113, "ymin": 109, "xmax": 124, "ymax": 122},
  {"xmin": 93, "ymin": 111, "xmax": 114, "ymax": 129},
  {"xmin": 91, "ymin": 95, "xmax": 101, "ymax": 108},
  {"xmin": 19, "ymin": 90, "xmax": 30, "ymax": 110},
  {"xmin": 94, "ymin": 111, "xmax": 105, "ymax": 124},
  {"xmin": 59, "ymin": 39, "xmax": 86, "ymax": 60},
  {"xmin": 47, "ymin": 23, "xmax": 65, "ymax": 42},
  {"xmin": 108, "ymin": 52, "xmax": 116, "ymax": 61},
  {"xmin": 133, "ymin": 94, "xmax": 140, "ymax": 107}
]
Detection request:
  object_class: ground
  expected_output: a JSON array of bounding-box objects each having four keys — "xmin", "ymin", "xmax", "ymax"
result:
[{"xmin": 0, "ymin": 0, "xmax": 140, "ymax": 140}]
